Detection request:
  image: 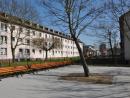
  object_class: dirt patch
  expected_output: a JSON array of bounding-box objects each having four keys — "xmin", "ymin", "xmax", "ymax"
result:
[{"xmin": 59, "ymin": 73, "xmax": 113, "ymax": 84}]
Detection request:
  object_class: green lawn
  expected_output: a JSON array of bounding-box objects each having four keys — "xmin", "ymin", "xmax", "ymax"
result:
[{"xmin": 0, "ymin": 57, "xmax": 80, "ymax": 67}]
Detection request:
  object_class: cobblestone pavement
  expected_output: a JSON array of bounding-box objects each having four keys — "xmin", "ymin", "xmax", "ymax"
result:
[{"xmin": 0, "ymin": 65, "xmax": 130, "ymax": 98}]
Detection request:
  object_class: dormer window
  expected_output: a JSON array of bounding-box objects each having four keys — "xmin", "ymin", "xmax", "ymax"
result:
[
  {"xmin": 45, "ymin": 27, "xmax": 48, "ymax": 30},
  {"xmin": 39, "ymin": 25, "xmax": 43, "ymax": 29},
  {"xmin": 50, "ymin": 29, "xmax": 53, "ymax": 32}
]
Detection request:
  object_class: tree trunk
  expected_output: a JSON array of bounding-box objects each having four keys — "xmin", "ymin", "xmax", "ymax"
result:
[
  {"xmin": 10, "ymin": 28, "xmax": 15, "ymax": 63},
  {"xmin": 74, "ymin": 38, "xmax": 89, "ymax": 77},
  {"xmin": 109, "ymin": 37, "xmax": 114, "ymax": 59},
  {"xmin": 11, "ymin": 48, "xmax": 15, "ymax": 63},
  {"xmin": 45, "ymin": 50, "xmax": 48, "ymax": 60},
  {"xmin": 11, "ymin": 35, "xmax": 15, "ymax": 63}
]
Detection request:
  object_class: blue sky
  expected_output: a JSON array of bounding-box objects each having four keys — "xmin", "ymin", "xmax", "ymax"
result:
[
  {"xmin": 17, "ymin": 0, "xmax": 122, "ymax": 46},
  {"xmin": 0, "ymin": 0, "xmax": 126, "ymax": 47},
  {"xmin": 32, "ymin": 0, "xmax": 106, "ymax": 46}
]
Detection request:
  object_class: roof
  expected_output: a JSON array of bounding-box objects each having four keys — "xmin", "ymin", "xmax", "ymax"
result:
[{"xmin": 0, "ymin": 12, "xmax": 74, "ymax": 40}]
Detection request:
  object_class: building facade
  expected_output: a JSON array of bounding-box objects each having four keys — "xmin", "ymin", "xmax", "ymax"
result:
[
  {"xmin": 0, "ymin": 13, "xmax": 83, "ymax": 61},
  {"xmin": 83, "ymin": 45, "xmax": 99, "ymax": 58},
  {"xmin": 120, "ymin": 11, "xmax": 130, "ymax": 61}
]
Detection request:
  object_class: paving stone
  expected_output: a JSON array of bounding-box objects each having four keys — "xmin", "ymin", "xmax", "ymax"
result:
[{"xmin": 0, "ymin": 65, "xmax": 130, "ymax": 98}]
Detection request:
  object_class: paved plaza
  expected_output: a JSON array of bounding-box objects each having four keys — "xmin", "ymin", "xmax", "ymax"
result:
[{"xmin": 0, "ymin": 65, "xmax": 130, "ymax": 98}]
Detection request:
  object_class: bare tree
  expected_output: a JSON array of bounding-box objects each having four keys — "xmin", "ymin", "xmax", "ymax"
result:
[
  {"xmin": 94, "ymin": 22, "xmax": 118, "ymax": 58},
  {"xmin": 0, "ymin": 0, "xmax": 40, "ymax": 62},
  {"xmin": 102, "ymin": 0, "xmax": 130, "ymax": 61},
  {"xmin": 32, "ymin": 37, "xmax": 62, "ymax": 60},
  {"xmin": 105, "ymin": 0, "xmax": 130, "ymax": 40},
  {"xmin": 39, "ymin": 0, "xmax": 104, "ymax": 76},
  {"xmin": 10, "ymin": 25, "xmax": 32, "ymax": 62},
  {"xmin": 0, "ymin": 0, "xmax": 40, "ymax": 23},
  {"xmin": 88, "ymin": 0, "xmax": 130, "ymax": 60}
]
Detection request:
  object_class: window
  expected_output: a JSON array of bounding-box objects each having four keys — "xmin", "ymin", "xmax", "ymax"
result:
[
  {"xmin": 25, "ymin": 39, "xmax": 30, "ymax": 45},
  {"xmin": 61, "ymin": 51, "xmax": 63, "ymax": 55},
  {"xmin": 32, "ymin": 49, "xmax": 35, "ymax": 53},
  {"xmin": 54, "ymin": 31, "xmax": 58, "ymax": 33},
  {"xmin": 32, "ymin": 31, "xmax": 35, "ymax": 36},
  {"xmin": 18, "ymin": 38, "xmax": 23, "ymax": 42},
  {"xmin": 1, "ymin": 23, "xmax": 4, "ymax": 30},
  {"xmin": 49, "ymin": 43, "xmax": 51, "ymax": 47},
  {"xmin": 45, "ymin": 42, "xmax": 47, "ymax": 46},
  {"xmin": 26, "ymin": 29, "xmax": 30, "ymax": 36},
  {"xmin": 12, "ymin": 37, "xmax": 15, "ymax": 41},
  {"xmin": 39, "ymin": 33, "xmax": 42, "ymax": 37},
  {"xmin": 1, "ymin": 23, "xmax": 7, "ymax": 31},
  {"xmin": 39, "ymin": 50, "xmax": 42, "ymax": 53},
  {"xmin": 25, "ymin": 49, "xmax": 30, "ymax": 55},
  {"xmin": 45, "ymin": 27, "xmax": 48, "ymax": 30},
  {"xmin": 0, "ymin": 48, "xmax": 7, "ymax": 55},
  {"xmin": 5, "ymin": 24, "xmax": 7, "ymax": 31},
  {"xmin": 19, "ymin": 27, "xmax": 23, "ymax": 32},
  {"xmin": 45, "ymin": 34, "xmax": 47, "ymax": 38},
  {"xmin": 19, "ymin": 48, "xmax": 23, "ymax": 53},
  {"xmin": 52, "ymin": 50, "xmax": 54, "ymax": 55},
  {"xmin": 11, "ymin": 25, "xmax": 15, "ymax": 31},
  {"xmin": 50, "ymin": 29, "xmax": 53, "ymax": 32},
  {"xmin": 0, "ymin": 36, "xmax": 7, "ymax": 44}
]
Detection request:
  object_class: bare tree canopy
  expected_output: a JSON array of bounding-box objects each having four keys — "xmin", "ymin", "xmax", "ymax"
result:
[
  {"xmin": 39, "ymin": 0, "xmax": 105, "ymax": 76},
  {"xmin": 0, "ymin": 0, "xmax": 40, "ymax": 23},
  {"xmin": 102, "ymin": 0, "xmax": 130, "ymax": 41},
  {"xmin": 40, "ymin": 0, "xmax": 104, "ymax": 37},
  {"xmin": 32, "ymin": 37, "xmax": 62, "ymax": 60}
]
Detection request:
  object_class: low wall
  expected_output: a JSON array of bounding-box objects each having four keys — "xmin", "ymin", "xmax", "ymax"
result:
[{"xmin": 86, "ymin": 58, "xmax": 128, "ymax": 66}]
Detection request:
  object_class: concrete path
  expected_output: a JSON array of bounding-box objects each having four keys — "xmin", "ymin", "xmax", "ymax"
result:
[{"xmin": 0, "ymin": 65, "xmax": 130, "ymax": 98}]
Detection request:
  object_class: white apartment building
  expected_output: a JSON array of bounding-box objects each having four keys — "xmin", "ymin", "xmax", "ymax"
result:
[{"xmin": 0, "ymin": 13, "xmax": 83, "ymax": 61}]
